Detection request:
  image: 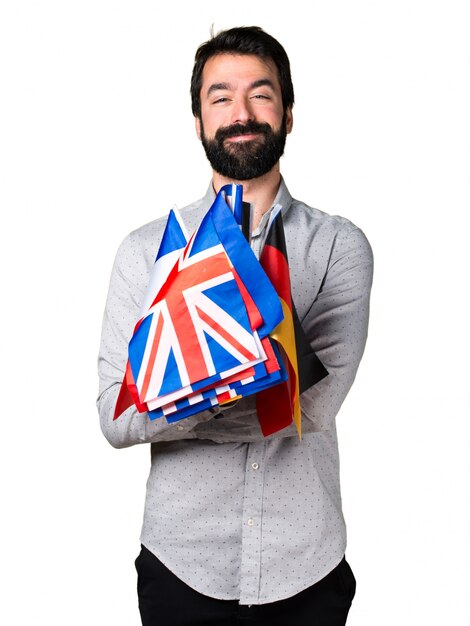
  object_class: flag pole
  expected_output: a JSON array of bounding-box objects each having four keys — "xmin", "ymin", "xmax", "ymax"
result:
[{"xmin": 241, "ymin": 200, "xmax": 252, "ymax": 244}]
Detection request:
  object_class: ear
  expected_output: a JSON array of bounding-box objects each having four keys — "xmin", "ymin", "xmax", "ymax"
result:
[
  {"xmin": 285, "ymin": 107, "xmax": 293, "ymax": 134},
  {"xmin": 195, "ymin": 116, "xmax": 202, "ymax": 141}
]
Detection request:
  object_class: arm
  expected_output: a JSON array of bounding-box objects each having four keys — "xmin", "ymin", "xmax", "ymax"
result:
[
  {"xmin": 97, "ymin": 233, "xmax": 214, "ymax": 449},
  {"xmin": 298, "ymin": 224, "xmax": 373, "ymax": 432},
  {"xmin": 191, "ymin": 223, "xmax": 373, "ymax": 442}
]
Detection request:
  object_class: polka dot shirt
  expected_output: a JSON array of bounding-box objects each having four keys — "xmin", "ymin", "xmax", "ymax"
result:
[{"xmin": 97, "ymin": 178, "xmax": 373, "ymax": 605}]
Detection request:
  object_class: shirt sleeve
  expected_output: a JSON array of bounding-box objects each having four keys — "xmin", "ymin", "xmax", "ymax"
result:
[
  {"xmin": 297, "ymin": 224, "xmax": 373, "ymax": 432},
  {"xmin": 96, "ymin": 234, "xmax": 214, "ymax": 449},
  {"xmin": 191, "ymin": 223, "xmax": 374, "ymax": 442}
]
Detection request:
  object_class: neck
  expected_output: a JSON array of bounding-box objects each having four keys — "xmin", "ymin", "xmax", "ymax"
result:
[{"xmin": 212, "ymin": 165, "xmax": 281, "ymax": 230}]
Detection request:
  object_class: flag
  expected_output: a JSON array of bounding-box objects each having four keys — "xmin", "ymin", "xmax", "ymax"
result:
[
  {"xmin": 123, "ymin": 187, "xmax": 285, "ymax": 420},
  {"xmin": 113, "ymin": 208, "xmax": 188, "ymax": 419},
  {"xmin": 256, "ymin": 206, "xmax": 328, "ymax": 437},
  {"xmin": 147, "ymin": 336, "xmax": 287, "ymax": 422},
  {"xmin": 114, "ymin": 185, "xmax": 309, "ymax": 438},
  {"xmin": 209, "ymin": 190, "xmax": 283, "ymax": 338},
  {"xmin": 219, "ymin": 183, "xmax": 252, "ymax": 242},
  {"xmin": 138, "ymin": 208, "xmax": 188, "ymax": 317},
  {"xmin": 129, "ymin": 221, "xmax": 262, "ymax": 408}
]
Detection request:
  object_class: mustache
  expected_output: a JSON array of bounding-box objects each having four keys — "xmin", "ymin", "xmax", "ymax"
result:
[{"xmin": 215, "ymin": 121, "xmax": 271, "ymax": 142}]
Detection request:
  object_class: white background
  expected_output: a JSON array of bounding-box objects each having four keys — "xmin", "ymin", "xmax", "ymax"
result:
[{"xmin": 1, "ymin": 1, "xmax": 469, "ymax": 624}]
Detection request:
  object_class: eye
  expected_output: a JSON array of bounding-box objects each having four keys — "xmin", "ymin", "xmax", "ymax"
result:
[
  {"xmin": 212, "ymin": 96, "xmax": 230, "ymax": 104},
  {"xmin": 251, "ymin": 94, "xmax": 271, "ymax": 101}
]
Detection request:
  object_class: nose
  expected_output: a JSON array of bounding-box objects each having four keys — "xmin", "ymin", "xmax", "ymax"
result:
[{"xmin": 230, "ymin": 97, "xmax": 255, "ymax": 125}]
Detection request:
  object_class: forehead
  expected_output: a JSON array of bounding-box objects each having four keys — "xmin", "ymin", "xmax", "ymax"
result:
[{"xmin": 201, "ymin": 53, "xmax": 281, "ymax": 94}]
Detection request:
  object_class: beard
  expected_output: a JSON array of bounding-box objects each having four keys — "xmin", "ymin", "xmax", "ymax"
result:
[{"xmin": 200, "ymin": 117, "xmax": 287, "ymax": 181}]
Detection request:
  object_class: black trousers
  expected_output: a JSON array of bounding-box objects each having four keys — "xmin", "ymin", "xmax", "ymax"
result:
[{"xmin": 135, "ymin": 545, "xmax": 356, "ymax": 626}]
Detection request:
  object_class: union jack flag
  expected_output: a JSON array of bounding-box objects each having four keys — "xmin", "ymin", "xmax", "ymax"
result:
[{"xmin": 130, "ymin": 240, "xmax": 265, "ymax": 409}]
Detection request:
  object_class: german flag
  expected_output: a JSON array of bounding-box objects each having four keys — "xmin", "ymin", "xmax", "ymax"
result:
[{"xmin": 256, "ymin": 208, "xmax": 328, "ymax": 437}]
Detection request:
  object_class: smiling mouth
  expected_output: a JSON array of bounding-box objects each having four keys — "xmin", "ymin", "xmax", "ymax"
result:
[{"xmin": 225, "ymin": 133, "xmax": 262, "ymax": 143}]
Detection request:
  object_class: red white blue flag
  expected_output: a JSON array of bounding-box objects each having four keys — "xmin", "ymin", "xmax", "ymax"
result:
[
  {"xmin": 114, "ymin": 185, "xmax": 291, "ymax": 432},
  {"xmin": 113, "ymin": 207, "xmax": 189, "ymax": 419}
]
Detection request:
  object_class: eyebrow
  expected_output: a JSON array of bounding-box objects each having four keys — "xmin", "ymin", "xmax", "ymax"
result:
[
  {"xmin": 250, "ymin": 79, "xmax": 276, "ymax": 91},
  {"xmin": 206, "ymin": 78, "xmax": 276, "ymax": 98},
  {"xmin": 207, "ymin": 82, "xmax": 232, "ymax": 97}
]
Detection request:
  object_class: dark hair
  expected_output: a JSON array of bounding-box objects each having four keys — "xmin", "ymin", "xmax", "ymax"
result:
[{"xmin": 190, "ymin": 26, "xmax": 294, "ymax": 118}]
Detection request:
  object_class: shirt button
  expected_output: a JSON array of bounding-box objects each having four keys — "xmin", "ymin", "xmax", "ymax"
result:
[
  {"xmin": 247, "ymin": 518, "xmax": 254, "ymax": 527},
  {"xmin": 176, "ymin": 425, "xmax": 184, "ymax": 431},
  {"xmin": 251, "ymin": 462, "xmax": 259, "ymax": 470}
]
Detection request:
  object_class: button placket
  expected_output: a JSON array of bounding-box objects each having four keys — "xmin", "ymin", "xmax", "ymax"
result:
[{"xmin": 239, "ymin": 441, "xmax": 267, "ymax": 604}]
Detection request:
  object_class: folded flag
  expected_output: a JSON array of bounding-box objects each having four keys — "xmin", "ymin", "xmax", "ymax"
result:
[
  {"xmin": 114, "ymin": 185, "xmax": 287, "ymax": 431},
  {"xmin": 114, "ymin": 185, "xmax": 327, "ymax": 436},
  {"xmin": 113, "ymin": 207, "xmax": 188, "ymax": 419},
  {"xmin": 130, "ymin": 198, "xmax": 281, "ymax": 405},
  {"xmin": 255, "ymin": 206, "xmax": 328, "ymax": 438}
]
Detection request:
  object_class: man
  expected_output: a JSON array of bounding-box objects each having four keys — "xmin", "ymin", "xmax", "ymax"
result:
[{"xmin": 98, "ymin": 26, "xmax": 373, "ymax": 626}]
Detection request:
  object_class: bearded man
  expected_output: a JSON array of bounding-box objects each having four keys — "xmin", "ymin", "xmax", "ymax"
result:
[{"xmin": 98, "ymin": 26, "xmax": 373, "ymax": 626}]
